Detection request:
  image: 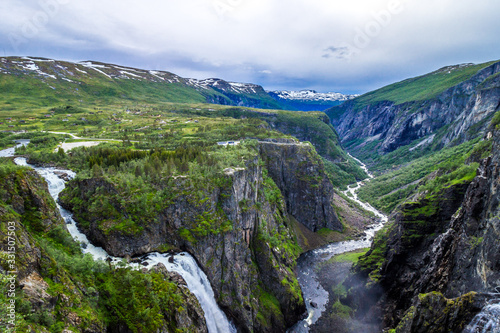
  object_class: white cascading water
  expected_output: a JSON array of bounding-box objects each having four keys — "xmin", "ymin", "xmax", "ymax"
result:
[
  {"xmin": 288, "ymin": 155, "xmax": 388, "ymax": 332},
  {"xmin": 463, "ymin": 303, "xmax": 500, "ymax": 333},
  {"xmin": 463, "ymin": 287, "xmax": 500, "ymax": 333},
  {"xmin": 0, "ymin": 139, "xmax": 30, "ymax": 157},
  {"xmin": 6, "ymin": 146, "xmax": 235, "ymax": 333},
  {"xmin": 144, "ymin": 252, "xmax": 235, "ymax": 333}
]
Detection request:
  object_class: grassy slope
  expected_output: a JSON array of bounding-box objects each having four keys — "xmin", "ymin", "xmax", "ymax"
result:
[
  {"xmin": 350, "ymin": 60, "xmax": 498, "ymax": 110},
  {"xmin": 0, "ymin": 57, "xmax": 281, "ymax": 110},
  {"xmin": 327, "ymin": 60, "xmax": 498, "ymax": 123},
  {"xmin": 357, "ymin": 136, "xmax": 492, "ymax": 213},
  {"xmin": 0, "ymin": 72, "xmax": 207, "ymax": 108}
]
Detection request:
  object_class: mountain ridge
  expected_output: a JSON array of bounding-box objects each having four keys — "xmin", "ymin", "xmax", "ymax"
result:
[
  {"xmin": 0, "ymin": 56, "xmax": 282, "ymax": 109},
  {"xmin": 0, "ymin": 56, "xmax": 358, "ymax": 112},
  {"xmin": 326, "ymin": 59, "xmax": 500, "ymax": 159}
]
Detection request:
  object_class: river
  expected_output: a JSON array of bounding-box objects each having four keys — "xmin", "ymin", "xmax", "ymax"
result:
[
  {"xmin": 288, "ymin": 156, "xmax": 388, "ymax": 333},
  {"xmin": 0, "ymin": 139, "xmax": 30, "ymax": 157},
  {"xmin": 1, "ymin": 142, "xmax": 235, "ymax": 333}
]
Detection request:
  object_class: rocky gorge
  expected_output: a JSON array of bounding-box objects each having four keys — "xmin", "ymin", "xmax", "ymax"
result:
[
  {"xmin": 57, "ymin": 139, "xmax": 368, "ymax": 332},
  {"xmin": 336, "ymin": 125, "xmax": 500, "ymax": 332}
]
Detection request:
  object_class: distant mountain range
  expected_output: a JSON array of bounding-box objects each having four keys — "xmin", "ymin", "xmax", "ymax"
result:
[
  {"xmin": 0, "ymin": 56, "xmax": 353, "ymax": 111},
  {"xmin": 267, "ymin": 90, "xmax": 358, "ymax": 111}
]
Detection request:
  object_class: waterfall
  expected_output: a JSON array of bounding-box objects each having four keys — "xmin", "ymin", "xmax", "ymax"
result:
[
  {"xmin": 10, "ymin": 154, "xmax": 235, "ymax": 333},
  {"xmin": 463, "ymin": 286, "xmax": 500, "ymax": 333},
  {"xmin": 144, "ymin": 253, "xmax": 236, "ymax": 333},
  {"xmin": 463, "ymin": 303, "xmax": 500, "ymax": 333}
]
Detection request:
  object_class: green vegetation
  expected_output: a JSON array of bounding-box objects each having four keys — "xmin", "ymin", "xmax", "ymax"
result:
[
  {"xmin": 468, "ymin": 236, "xmax": 484, "ymax": 249},
  {"xmin": 357, "ymin": 224, "xmax": 392, "ymax": 285},
  {"xmin": 1, "ymin": 96, "xmax": 366, "ymax": 239},
  {"xmin": 0, "ymin": 163, "xmax": 191, "ymax": 332},
  {"xmin": 57, "ymin": 141, "xmax": 260, "ymax": 238},
  {"xmin": 0, "ymin": 57, "xmax": 280, "ymax": 110},
  {"xmin": 1, "ymin": 97, "xmax": 366, "ymax": 188},
  {"xmin": 323, "ymin": 157, "xmax": 367, "ymax": 189},
  {"xmin": 357, "ymin": 139, "xmax": 481, "ymax": 213},
  {"xmin": 491, "ymin": 109, "xmax": 500, "ymax": 128},
  {"xmin": 327, "ymin": 248, "xmax": 370, "ymax": 264},
  {"xmin": 343, "ymin": 61, "xmax": 497, "ymax": 111},
  {"xmin": 256, "ymin": 286, "xmax": 283, "ymax": 328},
  {"xmin": 217, "ymin": 107, "xmax": 367, "ymax": 187},
  {"xmin": 394, "ymin": 292, "xmax": 479, "ymax": 333},
  {"xmin": 98, "ymin": 269, "xmax": 183, "ymax": 332}
]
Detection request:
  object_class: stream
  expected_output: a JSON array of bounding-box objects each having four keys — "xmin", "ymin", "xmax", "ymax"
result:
[
  {"xmin": 2, "ymin": 143, "xmax": 235, "ymax": 333},
  {"xmin": 288, "ymin": 157, "xmax": 388, "ymax": 333},
  {"xmin": 0, "ymin": 139, "xmax": 30, "ymax": 157}
]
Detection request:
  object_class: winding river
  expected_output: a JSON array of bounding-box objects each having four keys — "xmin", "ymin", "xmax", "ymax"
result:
[
  {"xmin": 288, "ymin": 157, "xmax": 388, "ymax": 333},
  {"xmin": 2, "ymin": 142, "xmax": 235, "ymax": 333}
]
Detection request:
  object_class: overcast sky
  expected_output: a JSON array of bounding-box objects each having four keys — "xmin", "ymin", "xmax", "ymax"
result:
[{"xmin": 0, "ymin": 0, "xmax": 499, "ymax": 94}]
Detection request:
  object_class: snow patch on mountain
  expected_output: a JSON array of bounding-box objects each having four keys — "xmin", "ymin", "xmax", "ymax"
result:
[
  {"xmin": 79, "ymin": 61, "xmax": 112, "ymax": 79},
  {"xmin": 75, "ymin": 68, "xmax": 88, "ymax": 75},
  {"xmin": 268, "ymin": 89, "xmax": 358, "ymax": 102},
  {"xmin": 19, "ymin": 61, "xmax": 57, "ymax": 79}
]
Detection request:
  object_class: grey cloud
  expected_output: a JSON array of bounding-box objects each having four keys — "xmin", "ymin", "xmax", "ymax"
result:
[
  {"xmin": 0, "ymin": 0, "xmax": 499, "ymax": 94},
  {"xmin": 322, "ymin": 46, "xmax": 356, "ymax": 60}
]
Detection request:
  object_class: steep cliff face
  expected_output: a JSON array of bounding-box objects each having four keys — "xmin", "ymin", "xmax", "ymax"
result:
[
  {"xmin": 439, "ymin": 132, "xmax": 500, "ymax": 297},
  {"xmin": 218, "ymin": 108, "xmax": 368, "ymax": 187},
  {"xmin": 259, "ymin": 139, "xmax": 342, "ymax": 232},
  {"xmin": 345, "ymin": 127, "xmax": 500, "ymax": 331},
  {"xmin": 60, "ymin": 153, "xmax": 307, "ymax": 332},
  {"xmin": 0, "ymin": 165, "xmax": 105, "ymax": 332},
  {"xmin": 0, "ymin": 166, "xmax": 64, "ymax": 281},
  {"xmin": 0, "ymin": 163, "xmax": 207, "ymax": 333},
  {"xmin": 328, "ymin": 61, "xmax": 500, "ymax": 156}
]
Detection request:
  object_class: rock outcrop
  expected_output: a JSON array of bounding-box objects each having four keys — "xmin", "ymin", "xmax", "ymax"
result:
[
  {"xmin": 60, "ymin": 152, "xmax": 309, "ymax": 332},
  {"xmin": 328, "ymin": 61, "xmax": 500, "ymax": 155},
  {"xmin": 151, "ymin": 264, "xmax": 208, "ymax": 333},
  {"xmin": 0, "ymin": 166, "xmax": 63, "ymax": 279},
  {"xmin": 259, "ymin": 139, "xmax": 342, "ymax": 232},
  {"xmin": 0, "ymin": 165, "xmax": 105, "ymax": 332},
  {"xmin": 393, "ymin": 292, "xmax": 485, "ymax": 333}
]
